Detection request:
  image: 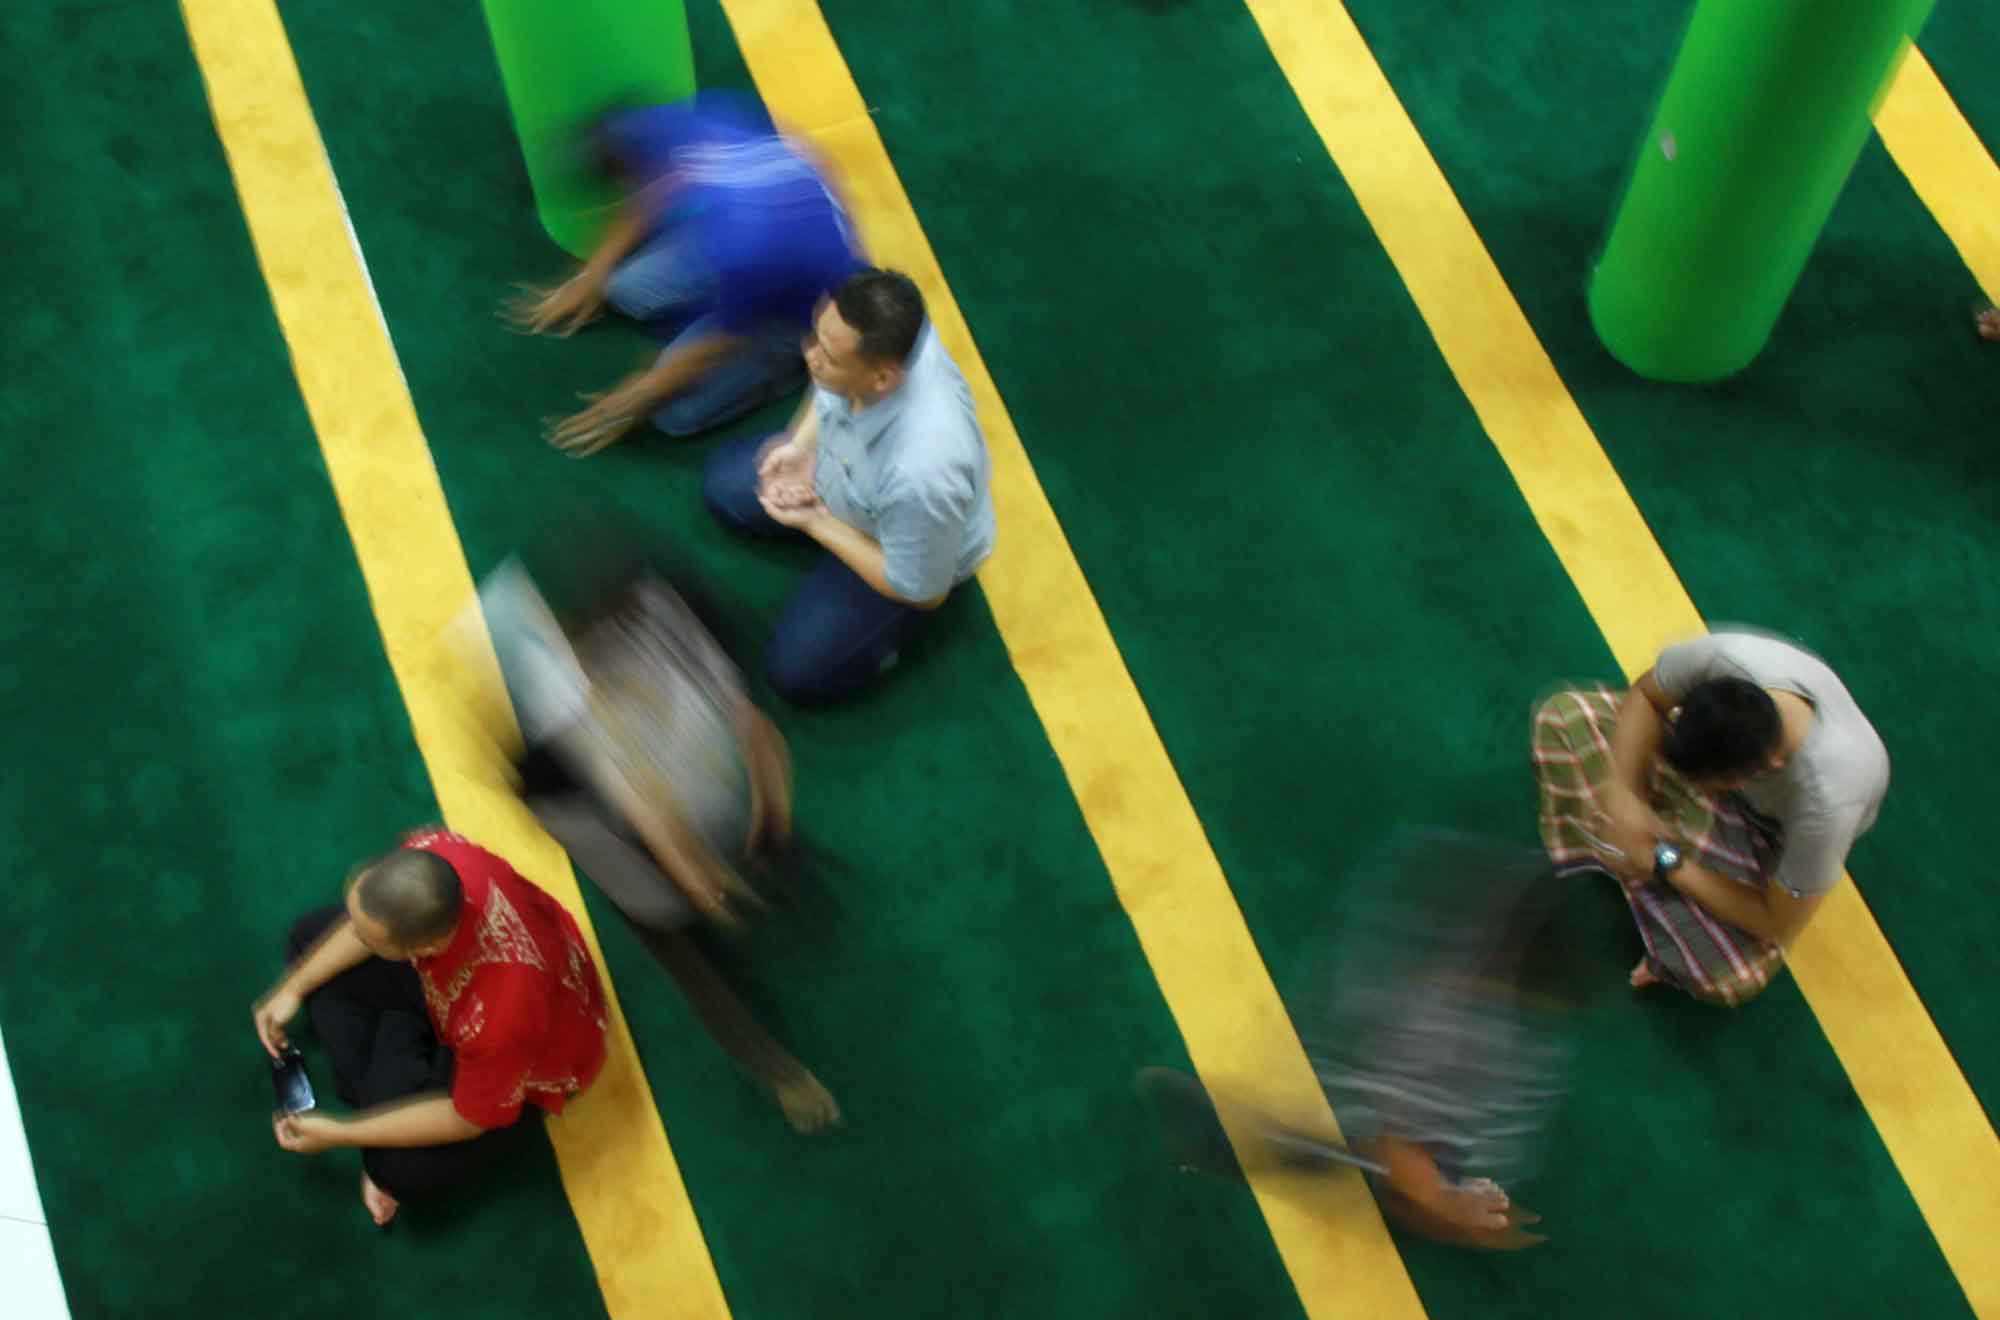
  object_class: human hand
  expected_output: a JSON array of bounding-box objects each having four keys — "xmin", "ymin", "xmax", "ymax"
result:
[
  {"xmin": 1978, "ymin": 307, "xmax": 2000, "ymax": 342},
  {"xmin": 252, "ymin": 984, "xmax": 303, "ymax": 1059},
  {"xmin": 502, "ymin": 273, "xmax": 605, "ymax": 337},
  {"xmin": 755, "ymin": 437, "xmax": 813, "ymax": 489},
  {"xmin": 1594, "ymin": 787, "xmax": 1666, "ymax": 884},
  {"xmin": 757, "ymin": 482, "xmax": 827, "ymax": 530},
  {"xmin": 546, "ymin": 386, "xmax": 646, "ymax": 457},
  {"xmin": 273, "ymin": 1112, "xmax": 345, "ymax": 1156}
]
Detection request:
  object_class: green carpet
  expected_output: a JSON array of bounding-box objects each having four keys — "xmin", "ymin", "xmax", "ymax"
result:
[
  {"xmin": 811, "ymin": 0, "xmax": 1974, "ymax": 1314},
  {"xmin": 0, "ymin": 3, "xmax": 603, "ymax": 1316},
  {"xmin": 0, "ymin": 0, "xmax": 1992, "ymax": 1316}
]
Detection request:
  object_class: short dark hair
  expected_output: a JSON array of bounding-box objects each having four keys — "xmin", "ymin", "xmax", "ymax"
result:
[
  {"xmin": 1661, "ymin": 678, "xmax": 1781, "ymax": 780},
  {"xmin": 350, "ymin": 849, "xmax": 463, "ymax": 947},
  {"xmin": 833, "ymin": 268, "xmax": 925, "ymax": 364}
]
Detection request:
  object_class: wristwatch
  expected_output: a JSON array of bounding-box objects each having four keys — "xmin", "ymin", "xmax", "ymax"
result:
[{"xmin": 1653, "ymin": 841, "xmax": 1685, "ymax": 884}]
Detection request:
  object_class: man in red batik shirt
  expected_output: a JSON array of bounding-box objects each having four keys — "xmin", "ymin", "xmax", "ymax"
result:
[{"xmin": 253, "ymin": 828, "xmax": 608, "ymax": 1225}]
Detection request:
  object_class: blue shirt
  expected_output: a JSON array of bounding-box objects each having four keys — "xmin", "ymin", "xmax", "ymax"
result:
[
  {"xmin": 602, "ymin": 94, "xmax": 859, "ymax": 334},
  {"xmin": 813, "ymin": 324, "xmax": 998, "ymax": 602}
]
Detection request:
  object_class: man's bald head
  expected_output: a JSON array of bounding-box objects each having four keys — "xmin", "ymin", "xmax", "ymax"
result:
[{"xmin": 348, "ymin": 849, "xmax": 463, "ymax": 952}]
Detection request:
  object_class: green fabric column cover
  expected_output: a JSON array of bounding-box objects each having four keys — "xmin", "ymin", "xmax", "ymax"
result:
[
  {"xmin": 1588, "ymin": 0, "xmax": 1936, "ymax": 382},
  {"xmin": 481, "ymin": 0, "xmax": 696, "ymax": 257}
]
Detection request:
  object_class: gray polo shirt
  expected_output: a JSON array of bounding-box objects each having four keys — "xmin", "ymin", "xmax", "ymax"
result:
[
  {"xmin": 812, "ymin": 323, "xmax": 997, "ymax": 602},
  {"xmin": 1654, "ymin": 629, "xmax": 1889, "ymax": 898}
]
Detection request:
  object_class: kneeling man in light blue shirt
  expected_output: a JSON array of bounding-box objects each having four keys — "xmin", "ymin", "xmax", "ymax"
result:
[{"xmin": 703, "ymin": 268, "xmax": 997, "ymax": 704}]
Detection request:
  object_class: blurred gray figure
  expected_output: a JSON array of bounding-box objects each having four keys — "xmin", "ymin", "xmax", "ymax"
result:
[
  {"xmin": 505, "ymin": 91, "xmax": 862, "ymax": 455},
  {"xmin": 481, "ymin": 557, "xmax": 839, "ymax": 1131},
  {"xmin": 1141, "ymin": 830, "xmax": 1578, "ymax": 1249}
]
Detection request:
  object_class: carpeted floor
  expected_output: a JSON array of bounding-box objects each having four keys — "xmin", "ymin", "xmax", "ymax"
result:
[{"xmin": 1, "ymin": 0, "xmax": 1994, "ymax": 1316}]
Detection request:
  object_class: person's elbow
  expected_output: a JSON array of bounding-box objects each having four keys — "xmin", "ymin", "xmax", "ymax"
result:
[
  {"xmin": 1761, "ymin": 888, "xmax": 1827, "ymax": 946},
  {"xmin": 882, "ymin": 563, "xmax": 952, "ymax": 610}
]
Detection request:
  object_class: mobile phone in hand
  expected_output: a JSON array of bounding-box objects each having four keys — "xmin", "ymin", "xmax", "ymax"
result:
[{"xmin": 272, "ymin": 1047, "xmax": 316, "ymax": 1115}]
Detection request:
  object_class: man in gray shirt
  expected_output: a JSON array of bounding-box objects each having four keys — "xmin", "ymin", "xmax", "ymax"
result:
[
  {"xmin": 702, "ymin": 268, "xmax": 996, "ymax": 704},
  {"xmin": 1532, "ymin": 627, "xmax": 1888, "ymax": 1005}
]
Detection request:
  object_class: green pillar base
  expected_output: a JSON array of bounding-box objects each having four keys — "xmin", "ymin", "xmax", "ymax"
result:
[
  {"xmin": 481, "ymin": 0, "xmax": 697, "ymax": 258},
  {"xmin": 1588, "ymin": 0, "xmax": 1936, "ymax": 382}
]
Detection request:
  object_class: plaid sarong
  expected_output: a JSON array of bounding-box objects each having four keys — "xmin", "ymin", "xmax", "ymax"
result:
[{"xmin": 1531, "ymin": 685, "xmax": 1785, "ymax": 1007}]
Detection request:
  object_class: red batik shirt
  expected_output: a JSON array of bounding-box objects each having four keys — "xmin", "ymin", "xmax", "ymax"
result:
[{"xmin": 403, "ymin": 828, "xmax": 609, "ymax": 1129}]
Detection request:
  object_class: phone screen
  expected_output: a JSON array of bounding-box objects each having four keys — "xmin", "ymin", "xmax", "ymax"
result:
[{"xmin": 272, "ymin": 1049, "xmax": 316, "ymax": 1115}]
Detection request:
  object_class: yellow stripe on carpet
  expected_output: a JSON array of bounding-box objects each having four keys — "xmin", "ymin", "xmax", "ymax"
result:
[
  {"xmin": 178, "ymin": 2, "xmax": 729, "ymax": 1315},
  {"xmin": 1877, "ymin": 46, "xmax": 2000, "ymax": 301},
  {"xmin": 1243, "ymin": 2, "xmax": 2000, "ymax": 1313},
  {"xmin": 714, "ymin": 2, "xmax": 1430, "ymax": 1316}
]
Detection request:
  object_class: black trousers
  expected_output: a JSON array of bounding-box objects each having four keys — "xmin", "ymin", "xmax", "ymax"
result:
[{"xmin": 287, "ymin": 907, "xmax": 527, "ymax": 1202}]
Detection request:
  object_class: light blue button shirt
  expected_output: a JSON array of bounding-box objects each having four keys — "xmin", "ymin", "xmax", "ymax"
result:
[{"xmin": 813, "ymin": 323, "xmax": 997, "ymax": 602}]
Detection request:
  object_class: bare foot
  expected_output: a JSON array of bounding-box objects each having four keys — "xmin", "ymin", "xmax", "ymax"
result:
[
  {"xmin": 775, "ymin": 1073, "xmax": 842, "ymax": 1133},
  {"xmin": 1630, "ymin": 958, "xmax": 1660, "ymax": 990},
  {"xmin": 360, "ymin": 1173, "xmax": 400, "ymax": 1227},
  {"xmin": 1978, "ymin": 307, "xmax": 2000, "ymax": 341}
]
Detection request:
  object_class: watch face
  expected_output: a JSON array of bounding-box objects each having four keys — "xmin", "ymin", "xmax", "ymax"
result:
[{"xmin": 1655, "ymin": 843, "xmax": 1682, "ymax": 869}]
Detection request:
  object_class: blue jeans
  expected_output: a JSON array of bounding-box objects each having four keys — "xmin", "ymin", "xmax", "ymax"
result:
[
  {"xmin": 703, "ymin": 433, "xmax": 926, "ymax": 705},
  {"xmin": 603, "ymin": 231, "xmax": 808, "ymax": 438}
]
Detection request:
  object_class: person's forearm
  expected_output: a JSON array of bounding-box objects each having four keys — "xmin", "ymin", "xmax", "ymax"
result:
[
  {"xmin": 1607, "ymin": 685, "xmax": 1667, "ymax": 802},
  {"xmin": 279, "ymin": 918, "xmax": 373, "ymax": 999},
  {"xmin": 784, "ymin": 394, "xmax": 820, "ymax": 451},
  {"xmin": 330, "ymin": 1094, "xmax": 487, "ymax": 1149},
  {"xmin": 577, "ymin": 202, "xmax": 651, "ymax": 287},
  {"xmin": 735, "ymin": 699, "xmax": 792, "ymax": 852},
  {"xmin": 801, "ymin": 516, "xmax": 938, "ymax": 607},
  {"xmin": 1668, "ymin": 863, "xmax": 1779, "ymax": 942},
  {"xmin": 616, "ymin": 333, "xmax": 742, "ymax": 411},
  {"xmin": 574, "ymin": 726, "xmax": 743, "ymax": 913}
]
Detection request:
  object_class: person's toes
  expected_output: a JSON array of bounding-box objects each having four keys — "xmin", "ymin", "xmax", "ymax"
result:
[
  {"xmin": 361, "ymin": 1174, "xmax": 400, "ymax": 1227},
  {"xmin": 777, "ymin": 1074, "xmax": 843, "ymax": 1134}
]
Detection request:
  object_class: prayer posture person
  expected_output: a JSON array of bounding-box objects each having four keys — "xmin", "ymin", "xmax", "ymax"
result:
[
  {"xmin": 1140, "ymin": 833, "xmax": 1571, "ymax": 1251},
  {"xmin": 1532, "ymin": 627, "xmax": 1888, "ymax": 1006},
  {"xmin": 252, "ymin": 829, "xmax": 608, "ymax": 1225},
  {"xmin": 481, "ymin": 559, "xmax": 840, "ymax": 1130},
  {"xmin": 702, "ymin": 268, "xmax": 997, "ymax": 704},
  {"xmin": 508, "ymin": 91, "xmax": 860, "ymax": 454}
]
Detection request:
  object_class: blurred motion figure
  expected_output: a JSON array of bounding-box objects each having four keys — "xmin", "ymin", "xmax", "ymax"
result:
[
  {"xmin": 1141, "ymin": 831, "xmax": 1575, "ymax": 1250},
  {"xmin": 508, "ymin": 91, "xmax": 861, "ymax": 454},
  {"xmin": 481, "ymin": 556, "xmax": 840, "ymax": 1130}
]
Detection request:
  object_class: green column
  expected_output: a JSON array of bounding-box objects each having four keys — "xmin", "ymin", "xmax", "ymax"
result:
[
  {"xmin": 480, "ymin": 0, "xmax": 696, "ymax": 258},
  {"xmin": 1588, "ymin": 0, "xmax": 1936, "ymax": 382}
]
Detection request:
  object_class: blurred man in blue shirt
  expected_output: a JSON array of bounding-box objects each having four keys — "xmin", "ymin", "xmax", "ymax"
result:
[
  {"xmin": 702, "ymin": 268, "xmax": 997, "ymax": 704},
  {"xmin": 509, "ymin": 93, "xmax": 861, "ymax": 455}
]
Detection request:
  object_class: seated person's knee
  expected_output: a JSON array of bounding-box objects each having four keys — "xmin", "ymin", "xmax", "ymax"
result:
[
  {"xmin": 1690, "ymin": 977, "xmax": 1768, "ymax": 1010},
  {"xmin": 702, "ymin": 452, "xmax": 756, "ymax": 527},
  {"xmin": 1532, "ymin": 690, "xmax": 1583, "ymax": 727},
  {"xmin": 763, "ymin": 639, "xmax": 839, "ymax": 707},
  {"xmin": 652, "ymin": 392, "xmax": 713, "ymax": 440},
  {"xmin": 601, "ymin": 261, "xmax": 660, "ymax": 324}
]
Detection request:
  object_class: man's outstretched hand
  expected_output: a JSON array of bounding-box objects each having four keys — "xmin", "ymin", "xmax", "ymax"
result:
[
  {"xmin": 503, "ymin": 275, "xmax": 606, "ymax": 338},
  {"xmin": 546, "ymin": 382, "xmax": 651, "ymax": 457}
]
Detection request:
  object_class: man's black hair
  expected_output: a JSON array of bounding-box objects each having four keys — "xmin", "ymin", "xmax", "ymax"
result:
[
  {"xmin": 351, "ymin": 850, "xmax": 464, "ymax": 947},
  {"xmin": 833, "ymin": 268, "xmax": 925, "ymax": 364},
  {"xmin": 1661, "ymin": 677, "xmax": 1782, "ymax": 780}
]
